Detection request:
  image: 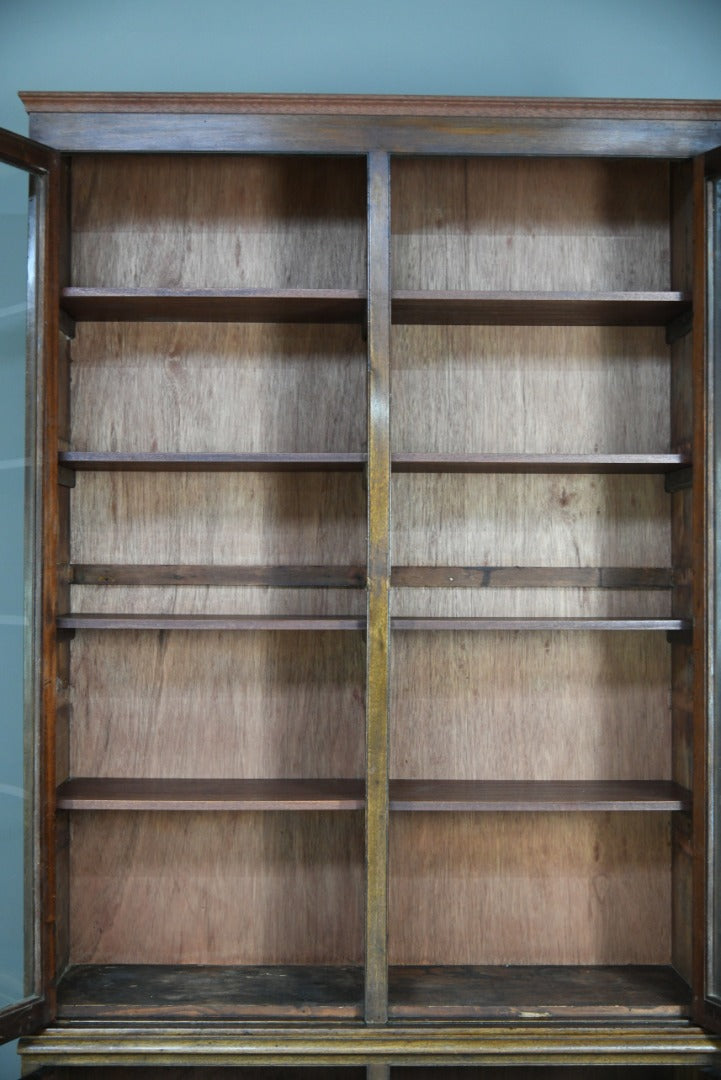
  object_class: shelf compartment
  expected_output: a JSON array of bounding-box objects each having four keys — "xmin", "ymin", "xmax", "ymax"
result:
[
  {"xmin": 392, "ymin": 290, "xmax": 690, "ymax": 327},
  {"xmin": 387, "ymin": 964, "xmax": 690, "ymax": 1019},
  {"xmin": 392, "ymin": 617, "xmax": 689, "ymax": 632},
  {"xmin": 60, "ymin": 451, "xmax": 367, "ymax": 472},
  {"xmin": 57, "ymin": 777, "xmax": 365, "ymax": 811},
  {"xmin": 71, "ymin": 564, "xmax": 367, "ymax": 588},
  {"xmin": 391, "ymin": 566, "xmax": 673, "ymax": 589},
  {"xmin": 389, "ymin": 779, "xmax": 690, "ymax": 812},
  {"xmin": 56, "ymin": 963, "xmax": 363, "ymax": 1019},
  {"xmin": 61, "ymin": 287, "xmax": 367, "ymax": 324},
  {"xmin": 392, "ymin": 453, "xmax": 690, "ymax": 474}
]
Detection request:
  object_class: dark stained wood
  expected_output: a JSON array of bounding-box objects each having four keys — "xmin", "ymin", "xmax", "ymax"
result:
[
  {"xmin": 665, "ymin": 466, "xmax": 693, "ymax": 492},
  {"xmin": 59, "ymin": 451, "xmax": 366, "ymax": 472},
  {"xmin": 0, "ymin": 997, "xmax": 48, "ymax": 1042},
  {"xmin": 32, "ymin": 126, "xmax": 62, "ymax": 1027},
  {"xmin": 392, "ymin": 617, "xmax": 689, "ymax": 632},
  {"xmin": 392, "ymin": 453, "xmax": 690, "ymax": 474},
  {"xmin": 392, "ymin": 291, "xmax": 690, "ymax": 327},
  {"xmin": 391, "ymin": 566, "xmax": 673, "ymax": 589},
  {"xmin": 56, "ymin": 777, "xmax": 365, "ymax": 811},
  {"xmin": 56, "ymin": 964, "xmax": 363, "ymax": 1019},
  {"xmin": 71, "ymin": 564, "xmax": 366, "ymax": 588},
  {"xmin": 387, "ymin": 965, "xmax": 691, "ymax": 1019},
  {"xmin": 693, "ymin": 158, "xmax": 713, "ymax": 1025},
  {"xmin": 365, "ymin": 150, "xmax": 392, "ymax": 1024},
  {"xmin": 388, "ymin": 779, "xmax": 690, "ymax": 812},
  {"xmin": 393, "ymin": 1071, "xmax": 702, "ymax": 1079},
  {"xmin": 0, "ymin": 125, "xmax": 56, "ymax": 173},
  {"xmin": 57, "ymin": 613, "xmax": 365, "ymax": 631},
  {"xmin": 61, "ymin": 287, "xmax": 366, "ymax": 324},
  {"xmin": 23, "ymin": 111, "xmax": 721, "ymax": 158}
]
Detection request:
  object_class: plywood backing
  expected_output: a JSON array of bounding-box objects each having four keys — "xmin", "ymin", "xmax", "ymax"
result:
[
  {"xmin": 389, "ymin": 812, "xmax": 671, "ymax": 966},
  {"xmin": 69, "ymin": 630, "xmax": 364, "ymax": 778},
  {"xmin": 391, "ymin": 326, "xmax": 670, "ymax": 455},
  {"xmin": 71, "ymin": 155, "xmax": 367, "ymax": 289},
  {"xmin": 391, "ymin": 631, "xmax": 670, "ymax": 782},
  {"xmin": 70, "ymin": 322, "xmax": 366, "ymax": 454},
  {"xmin": 68, "ymin": 811, "xmax": 363, "ymax": 965},
  {"xmin": 392, "ymin": 158, "xmax": 670, "ymax": 291}
]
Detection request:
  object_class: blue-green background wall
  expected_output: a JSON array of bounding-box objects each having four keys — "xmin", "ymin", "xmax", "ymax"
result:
[{"xmin": 3, "ymin": 0, "xmax": 721, "ymax": 1074}]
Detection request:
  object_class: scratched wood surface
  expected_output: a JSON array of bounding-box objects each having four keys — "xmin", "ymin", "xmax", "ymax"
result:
[
  {"xmin": 391, "ymin": 158, "xmax": 670, "ymax": 291},
  {"xmin": 71, "ymin": 155, "xmax": 366, "ymax": 289},
  {"xmin": 389, "ymin": 812, "xmax": 671, "ymax": 965},
  {"xmin": 68, "ymin": 812, "xmax": 363, "ymax": 965}
]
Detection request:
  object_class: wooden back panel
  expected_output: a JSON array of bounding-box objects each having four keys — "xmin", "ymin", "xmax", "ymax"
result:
[
  {"xmin": 392, "ymin": 158, "xmax": 670, "ymax": 291},
  {"xmin": 71, "ymin": 155, "xmax": 367, "ymax": 289}
]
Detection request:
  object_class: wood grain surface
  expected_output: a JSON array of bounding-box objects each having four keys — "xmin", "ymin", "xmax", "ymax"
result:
[
  {"xmin": 391, "ymin": 325, "xmax": 670, "ymax": 454},
  {"xmin": 390, "ymin": 631, "xmax": 670, "ymax": 781},
  {"xmin": 68, "ymin": 812, "xmax": 363, "ymax": 965},
  {"xmin": 392, "ymin": 158, "xmax": 670, "ymax": 292},
  {"xmin": 69, "ymin": 630, "xmax": 364, "ymax": 778},
  {"xmin": 70, "ymin": 322, "xmax": 365, "ymax": 453},
  {"xmin": 389, "ymin": 812, "xmax": 672, "ymax": 965},
  {"xmin": 71, "ymin": 155, "xmax": 366, "ymax": 289}
]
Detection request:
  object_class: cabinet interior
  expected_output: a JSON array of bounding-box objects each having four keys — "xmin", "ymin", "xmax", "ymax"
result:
[{"xmin": 51, "ymin": 148, "xmax": 695, "ymax": 1022}]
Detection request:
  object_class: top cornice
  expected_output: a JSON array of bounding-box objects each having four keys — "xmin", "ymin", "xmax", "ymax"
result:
[{"xmin": 19, "ymin": 92, "xmax": 721, "ymax": 120}]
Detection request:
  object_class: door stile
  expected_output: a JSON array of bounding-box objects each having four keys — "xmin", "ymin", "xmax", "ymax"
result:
[
  {"xmin": 365, "ymin": 149, "xmax": 392, "ymax": 1025},
  {"xmin": 699, "ymin": 158, "xmax": 721, "ymax": 1032},
  {"xmin": 0, "ymin": 127, "xmax": 59, "ymax": 1041}
]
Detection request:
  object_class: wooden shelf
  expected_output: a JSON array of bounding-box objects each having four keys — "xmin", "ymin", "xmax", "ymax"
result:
[
  {"xmin": 391, "ymin": 290, "xmax": 690, "ymax": 326},
  {"xmin": 60, "ymin": 451, "xmax": 366, "ymax": 472},
  {"xmin": 61, "ymin": 287, "xmax": 366, "ymax": 324},
  {"xmin": 387, "ymin": 964, "xmax": 691, "ymax": 1019},
  {"xmin": 55, "ymin": 778, "xmax": 689, "ymax": 813},
  {"xmin": 392, "ymin": 453, "xmax": 690, "ymax": 474},
  {"xmin": 391, "ymin": 566, "xmax": 673, "ymax": 589},
  {"xmin": 392, "ymin": 617, "xmax": 690, "ymax": 632},
  {"xmin": 389, "ymin": 779, "xmax": 690, "ymax": 812},
  {"xmin": 57, "ymin": 613, "xmax": 365, "ymax": 631},
  {"xmin": 56, "ymin": 963, "xmax": 364, "ymax": 1019},
  {"xmin": 56, "ymin": 777, "xmax": 365, "ymax": 811},
  {"xmin": 71, "ymin": 564, "xmax": 366, "ymax": 588}
]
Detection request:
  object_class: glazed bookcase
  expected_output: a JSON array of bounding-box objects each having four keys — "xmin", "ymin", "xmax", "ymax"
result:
[{"xmin": 2, "ymin": 94, "xmax": 721, "ymax": 1076}]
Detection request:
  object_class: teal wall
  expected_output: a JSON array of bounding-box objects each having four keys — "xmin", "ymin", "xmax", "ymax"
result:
[{"xmin": 2, "ymin": 0, "xmax": 721, "ymax": 1075}]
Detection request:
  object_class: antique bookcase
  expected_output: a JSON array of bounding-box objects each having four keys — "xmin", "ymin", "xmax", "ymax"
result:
[{"xmin": 2, "ymin": 94, "xmax": 721, "ymax": 1076}]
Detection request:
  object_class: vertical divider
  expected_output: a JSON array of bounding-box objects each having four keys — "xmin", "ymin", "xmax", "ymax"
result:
[{"xmin": 365, "ymin": 150, "xmax": 392, "ymax": 1024}]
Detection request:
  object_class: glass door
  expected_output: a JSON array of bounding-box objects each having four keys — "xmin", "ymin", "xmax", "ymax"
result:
[{"xmin": 0, "ymin": 128, "xmax": 57, "ymax": 1045}]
